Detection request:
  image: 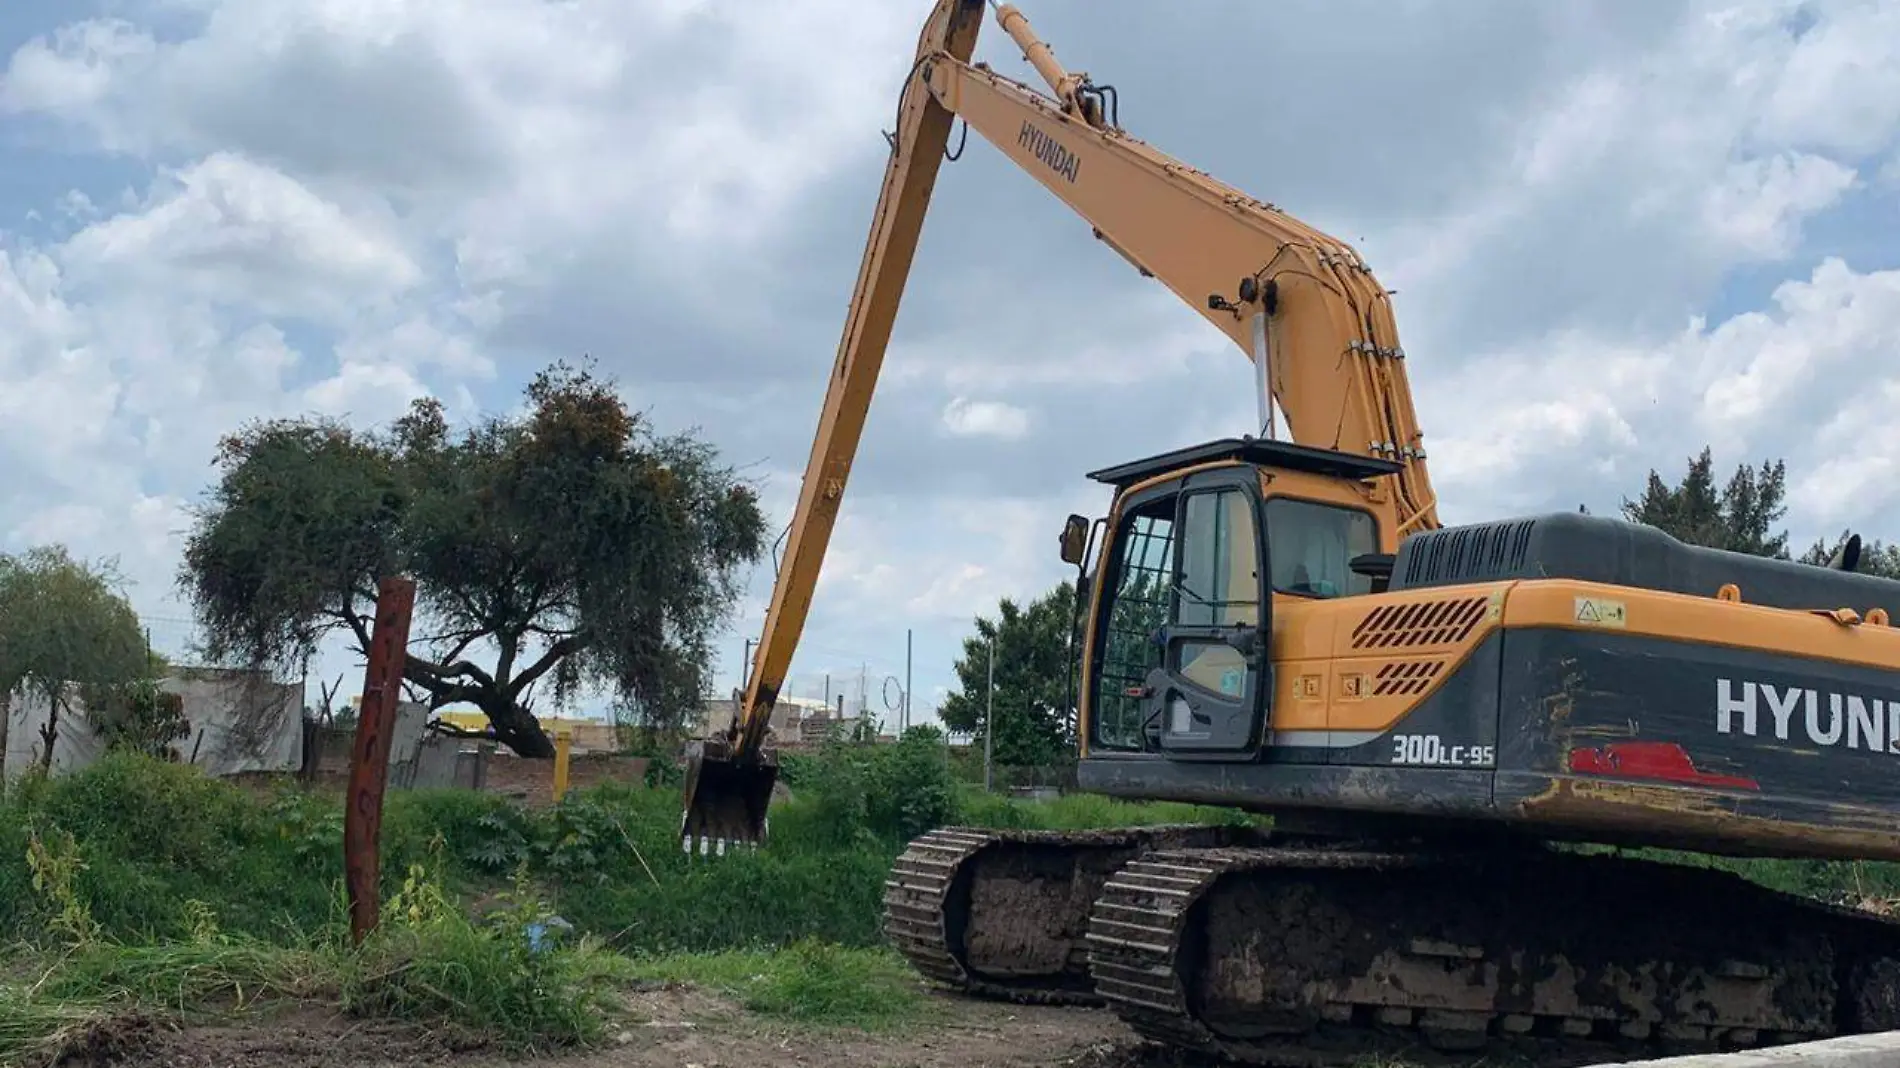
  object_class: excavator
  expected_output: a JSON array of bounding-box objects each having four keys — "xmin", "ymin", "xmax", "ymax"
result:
[{"xmin": 680, "ymin": 0, "xmax": 1900, "ymax": 1061}]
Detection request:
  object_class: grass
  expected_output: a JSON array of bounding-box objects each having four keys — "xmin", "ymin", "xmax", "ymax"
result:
[
  {"xmin": 5, "ymin": 740, "xmax": 1900, "ymax": 1062},
  {"xmin": 955, "ymin": 787, "xmax": 1261, "ymax": 832},
  {"xmin": 0, "ymin": 825, "xmax": 640, "ymax": 1063},
  {"xmin": 0, "ymin": 741, "xmax": 1257, "ymax": 1060},
  {"xmin": 0, "ymin": 990, "xmax": 117, "ymax": 1064},
  {"xmin": 633, "ymin": 941, "xmax": 931, "ymax": 1031}
]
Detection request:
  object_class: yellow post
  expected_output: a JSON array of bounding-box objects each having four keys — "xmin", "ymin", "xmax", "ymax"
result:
[{"xmin": 552, "ymin": 729, "xmax": 573, "ymax": 803}]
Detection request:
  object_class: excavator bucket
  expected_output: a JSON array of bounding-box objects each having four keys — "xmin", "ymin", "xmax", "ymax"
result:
[{"xmin": 679, "ymin": 737, "xmax": 777, "ymax": 855}]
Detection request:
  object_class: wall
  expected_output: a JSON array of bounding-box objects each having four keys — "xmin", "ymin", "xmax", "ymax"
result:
[
  {"xmin": 305, "ymin": 724, "xmax": 653, "ymax": 807},
  {"xmin": 480, "ymin": 752, "xmax": 652, "ymax": 806}
]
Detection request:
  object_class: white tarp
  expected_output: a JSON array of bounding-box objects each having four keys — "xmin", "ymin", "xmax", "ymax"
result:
[
  {"xmin": 2, "ymin": 668, "xmax": 305, "ymax": 779},
  {"xmin": 3, "ymin": 688, "xmax": 107, "ymax": 777},
  {"xmin": 385, "ymin": 701, "xmax": 431, "ymax": 786}
]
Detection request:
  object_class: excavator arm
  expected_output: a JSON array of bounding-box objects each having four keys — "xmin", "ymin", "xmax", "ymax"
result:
[
  {"xmin": 678, "ymin": 0, "xmax": 988, "ymax": 854},
  {"xmin": 680, "ymin": 0, "xmax": 1438, "ymax": 853}
]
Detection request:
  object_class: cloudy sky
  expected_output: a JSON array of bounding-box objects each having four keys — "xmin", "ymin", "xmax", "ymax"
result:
[{"xmin": 2, "ymin": 0, "xmax": 1898, "ymax": 733}]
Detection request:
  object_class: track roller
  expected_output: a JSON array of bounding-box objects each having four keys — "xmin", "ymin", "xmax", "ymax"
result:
[{"xmin": 881, "ymin": 823, "xmax": 1260, "ymax": 1005}]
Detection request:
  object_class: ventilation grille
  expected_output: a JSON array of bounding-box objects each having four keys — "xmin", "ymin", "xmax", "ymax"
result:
[
  {"xmin": 1397, "ymin": 519, "xmax": 1536, "ymax": 586},
  {"xmin": 1351, "ymin": 596, "xmax": 1490, "ymax": 650},
  {"xmin": 1373, "ymin": 660, "xmax": 1445, "ymax": 697}
]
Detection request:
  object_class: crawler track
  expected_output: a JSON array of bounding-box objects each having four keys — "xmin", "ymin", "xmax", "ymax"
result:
[
  {"xmin": 881, "ymin": 824, "xmax": 1258, "ymax": 1005},
  {"xmin": 1086, "ymin": 843, "xmax": 1900, "ymax": 1064}
]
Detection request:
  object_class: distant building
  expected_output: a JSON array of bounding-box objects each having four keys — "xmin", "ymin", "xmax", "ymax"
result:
[
  {"xmin": 430, "ymin": 709, "xmax": 618, "ymax": 753},
  {"xmin": 693, "ymin": 694, "xmax": 884, "ymax": 745}
]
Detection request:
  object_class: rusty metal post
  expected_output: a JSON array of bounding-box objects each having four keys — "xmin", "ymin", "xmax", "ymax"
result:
[{"xmin": 344, "ymin": 575, "xmax": 416, "ymax": 946}]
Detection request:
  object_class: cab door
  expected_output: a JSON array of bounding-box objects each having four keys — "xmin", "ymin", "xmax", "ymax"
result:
[{"xmin": 1151, "ymin": 467, "xmax": 1270, "ymax": 756}]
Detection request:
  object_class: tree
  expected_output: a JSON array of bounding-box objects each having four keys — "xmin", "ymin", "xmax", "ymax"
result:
[
  {"xmin": 1797, "ymin": 530, "xmax": 1900, "ymax": 579},
  {"xmin": 178, "ymin": 360, "xmax": 768, "ymax": 758},
  {"xmin": 85, "ymin": 677, "xmax": 190, "ymax": 761},
  {"xmin": 1622, "ymin": 446, "xmax": 1900, "ymax": 579},
  {"xmin": 1622, "ymin": 447, "xmax": 1789, "ymax": 557},
  {"xmin": 939, "ymin": 581, "xmax": 1080, "ymax": 768},
  {"xmin": 0, "ymin": 546, "xmax": 155, "ymax": 773}
]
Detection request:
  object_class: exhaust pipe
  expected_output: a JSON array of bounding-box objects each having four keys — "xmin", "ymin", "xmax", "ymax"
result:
[{"xmin": 1827, "ymin": 533, "xmax": 1863, "ymax": 573}]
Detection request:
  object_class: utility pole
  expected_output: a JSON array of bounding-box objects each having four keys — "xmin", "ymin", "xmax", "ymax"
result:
[
  {"xmin": 984, "ymin": 634, "xmax": 994, "ymax": 793},
  {"xmin": 904, "ymin": 629, "xmax": 913, "ymax": 733},
  {"xmin": 742, "ymin": 638, "xmax": 753, "ymax": 688}
]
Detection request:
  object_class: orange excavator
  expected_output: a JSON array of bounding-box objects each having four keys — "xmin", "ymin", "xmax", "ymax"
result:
[{"xmin": 682, "ymin": 1, "xmax": 1900, "ymax": 1061}]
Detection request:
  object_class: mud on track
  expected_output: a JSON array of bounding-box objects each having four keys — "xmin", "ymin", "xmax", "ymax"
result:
[{"xmin": 34, "ymin": 986, "xmax": 1636, "ymax": 1068}]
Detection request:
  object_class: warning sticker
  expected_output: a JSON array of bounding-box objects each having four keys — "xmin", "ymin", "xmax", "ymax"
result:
[{"xmin": 1574, "ymin": 596, "xmax": 1627, "ymax": 628}]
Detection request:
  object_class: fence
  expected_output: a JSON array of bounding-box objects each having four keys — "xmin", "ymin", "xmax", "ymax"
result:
[{"xmin": 940, "ymin": 742, "xmax": 1079, "ymax": 796}]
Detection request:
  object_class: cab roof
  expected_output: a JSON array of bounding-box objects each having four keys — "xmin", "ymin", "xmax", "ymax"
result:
[{"xmin": 1084, "ymin": 436, "xmax": 1403, "ymax": 488}]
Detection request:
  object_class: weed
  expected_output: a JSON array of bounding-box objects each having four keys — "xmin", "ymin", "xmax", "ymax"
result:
[
  {"xmin": 342, "ymin": 862, "xmax": 635, "ymax": 1050},
  {"xmin": 24, "ymin": 826, "xmax": 98, "ymax": 947},
  {"xmin": 634, "ymin": 942, "xmax": 928, "ymax": 1030},
  {"xmin": 3, "ymin": 846, "xmax": 633, "ymax": 1060}
]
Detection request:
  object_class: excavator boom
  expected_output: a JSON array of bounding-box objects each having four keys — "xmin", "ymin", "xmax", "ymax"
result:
[
  {"xmin": 931, "ymin": 8, "xmax": 1437, "ymax": 535},
  {"xmin": 682, "ymin": 0, "xmax": 1438, "ymax": 851}
]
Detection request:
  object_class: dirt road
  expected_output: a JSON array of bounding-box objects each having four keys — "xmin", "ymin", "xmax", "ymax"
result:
[
  {"xmin": 48, "ymin": 984, "xmax": 1633, "ymax": 1068},
  {"xmin": 50, "ymin": 985, "xmax": 1134, "ymax": 1068}
]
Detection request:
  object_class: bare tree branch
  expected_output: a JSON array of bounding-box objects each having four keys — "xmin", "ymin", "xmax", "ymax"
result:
[
  {"xmin": 339, "ymin": 595, "xmax": 373, "ymax": 652},
  {"xmin": 432, "ymin": 628, "xmax": 488, "ymax": 672},
  {"xmin": 405, "ymin": 652, "xmax": 497, "ymax": 691},
  {"xmin": 423, "ymin": 681, "xmax": 487, "ymax": 711},
  {"xmin": 426, "ymin": 718, "xmax": 492, "ymax": 739},
  {"xmin": 507, "ymin": 636, "xmax": 583, "ymax": 702}
]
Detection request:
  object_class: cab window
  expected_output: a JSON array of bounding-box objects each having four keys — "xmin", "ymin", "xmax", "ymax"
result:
[
  {"xmin": 1088, "ymin": 497, "xmax": 1175, "ymax": 750},
  {"xmin": 1175, "ymin": 489, "xmax": 1259, "ymax": 627},
  {"xmin": 1264, "ymin": 498, "xmax": 1378, "ymax": 598},
  {"xmin": 1171, "ymin": 487, "xmax": 1260, "ymax": 702}
]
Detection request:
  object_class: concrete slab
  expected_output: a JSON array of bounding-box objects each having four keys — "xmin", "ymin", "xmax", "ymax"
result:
[{"xmin": 1589, "ymin": 1032, "xmax": 1900, "ymax": 1067}]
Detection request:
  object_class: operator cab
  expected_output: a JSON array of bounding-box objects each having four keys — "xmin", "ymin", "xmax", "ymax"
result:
[{"xmin": 1059, "ymin": 437, "xmax": 1403, "ymax": 759}]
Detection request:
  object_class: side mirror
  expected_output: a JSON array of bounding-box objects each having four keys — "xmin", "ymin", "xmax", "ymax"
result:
[
  {"xmin": 1059, "ymin": 514, "xmax": 1090, "ymax": 566},
  {"xmin": 1350, "ymin": 552, "xmax": 1397, "ymax": 594}
]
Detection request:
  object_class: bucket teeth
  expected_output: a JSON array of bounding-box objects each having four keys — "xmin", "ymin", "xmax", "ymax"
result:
[{"xmin": 679, "ymin": 812, "xmax": 767, "ymax": 858}]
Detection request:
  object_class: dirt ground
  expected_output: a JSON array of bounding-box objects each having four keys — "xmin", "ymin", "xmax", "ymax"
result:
[
  {"xmin": 40, "ymin": 984, "xmax": 1638, "ymax": 1068},
  {"xmin": 41, "ymin": 986, "xmax": 1142, "ymax": 1068}
]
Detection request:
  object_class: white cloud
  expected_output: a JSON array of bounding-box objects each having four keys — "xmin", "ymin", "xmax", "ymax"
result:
[
  {"xmin": 1699, "ymin": 152, "xmax": 1857, "ymax": 259},
  {"xmin": 940, "ymin": 397, "xmax": 1029, "ymax": 440},
  {"xmin": 1417, "ymin": 256, "xmax": 1900, "ymax": 534},
  {"xmin": 0, "ymin": 18, "xmax": 155, "ymax": 126},
  {"xmin": 1751, "ymin": 0, "xmax": 1900, "ymax": 157},
  {"xmin": 57, "ymin": 152, "xmax": 420, "ymax": 319},
  {"xmin": 1377, "ymin": 0, "xmax": 1900, "ymax": 358}
]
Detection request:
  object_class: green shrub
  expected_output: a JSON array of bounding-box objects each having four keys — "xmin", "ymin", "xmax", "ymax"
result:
[
  {"xmin": 784, "ymin": 726, "xmax": 959, "ymax": 848},
  {"xmin": 20, "ymin": 754, "xmax": 329, "ymax": 942}
]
